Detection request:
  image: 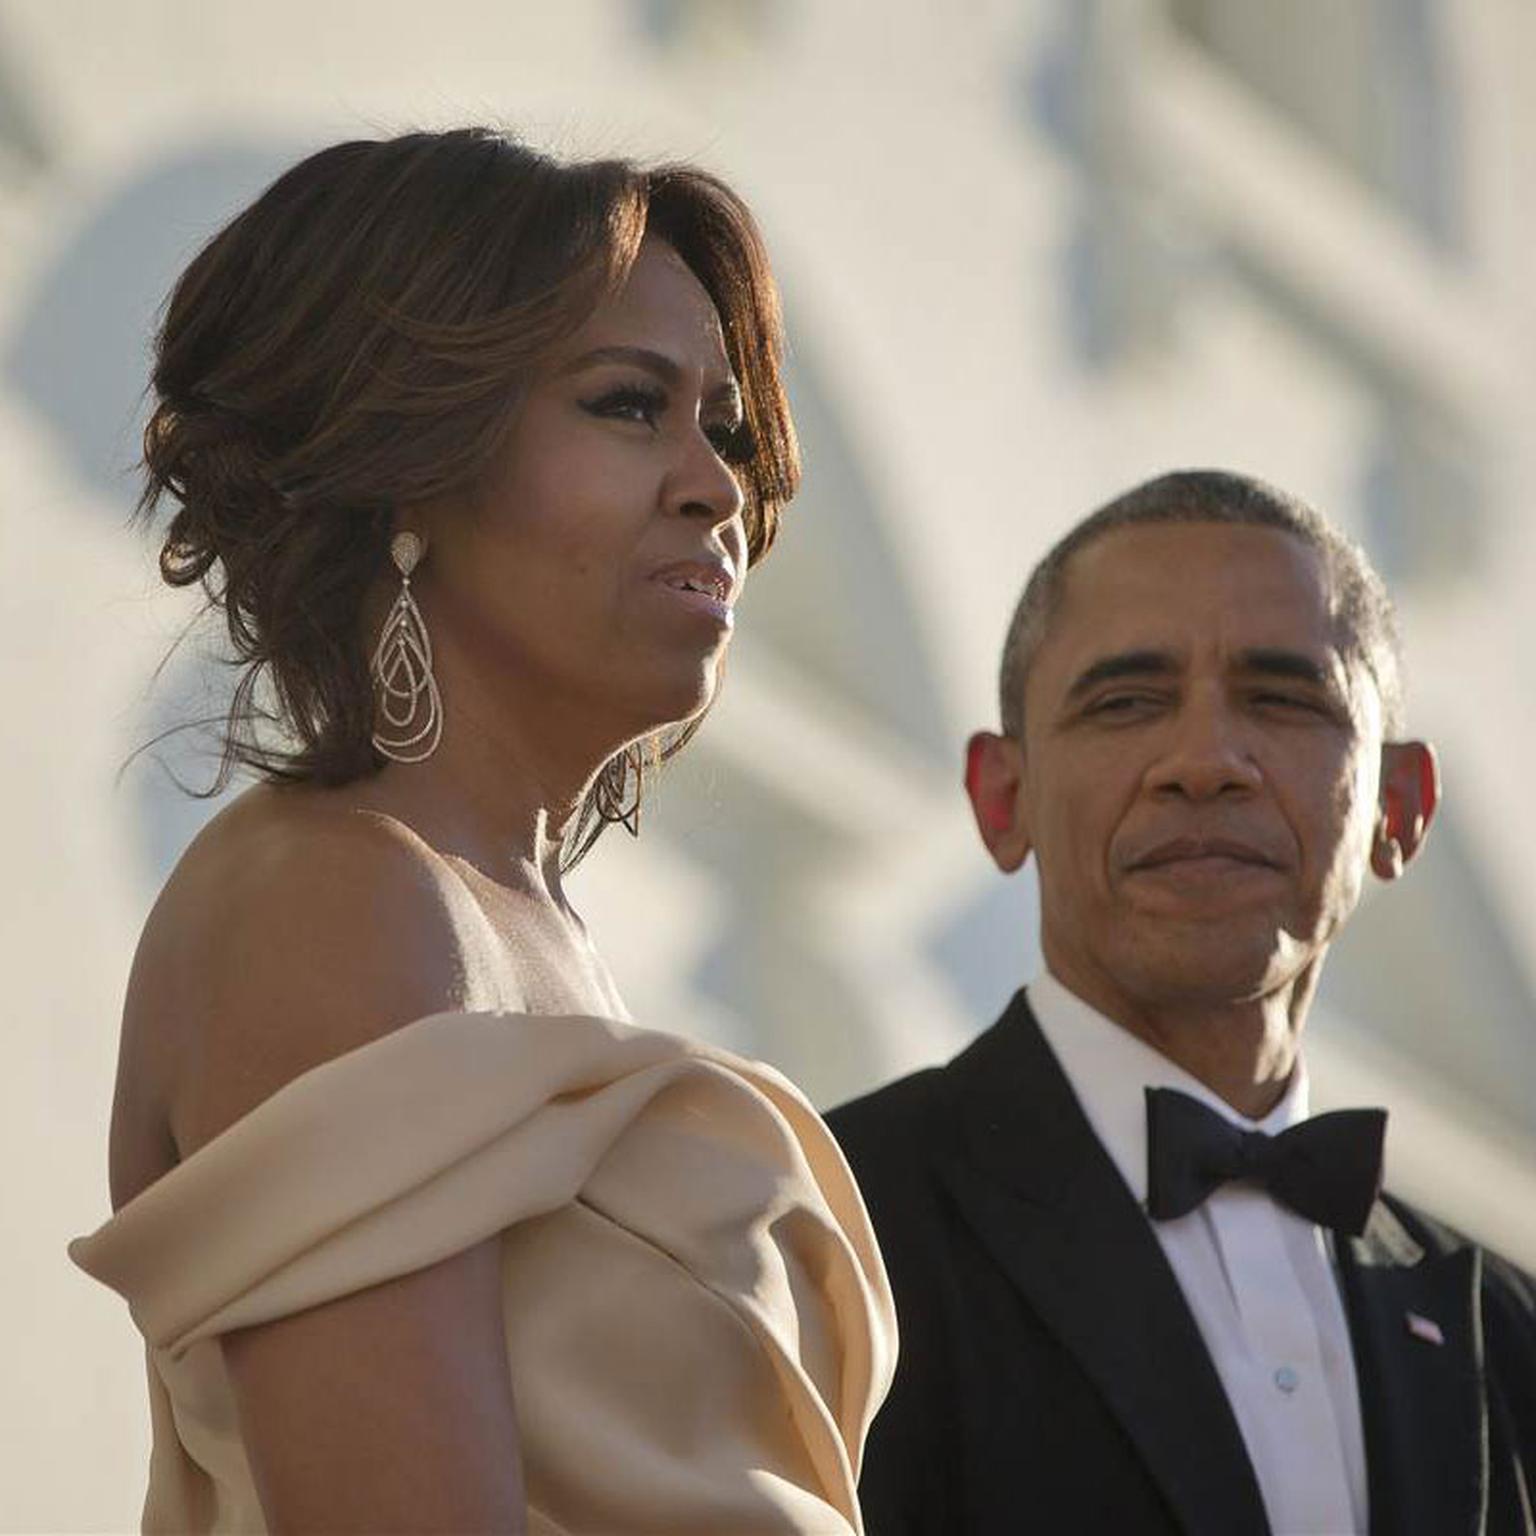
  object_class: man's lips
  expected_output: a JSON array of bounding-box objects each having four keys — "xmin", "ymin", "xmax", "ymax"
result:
[{"xmin": 1124, "ymin": 836, "xmax": 1285, "ymax": 872}]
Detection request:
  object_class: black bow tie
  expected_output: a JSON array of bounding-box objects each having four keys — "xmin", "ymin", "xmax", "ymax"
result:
[{"xmin": 1144, "ymin": 1086, "xmax": 1386, "ymax": 1236}]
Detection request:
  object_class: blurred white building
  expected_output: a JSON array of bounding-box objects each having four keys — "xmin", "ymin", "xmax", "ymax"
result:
[{"xmin": 2, "ymin": 1, "xmax": 1533, "ymax": 1526}]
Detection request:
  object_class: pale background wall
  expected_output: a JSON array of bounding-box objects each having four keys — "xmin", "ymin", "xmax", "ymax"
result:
[{"xmin": 2, "ymin": 1, "xmax": 1533, "ymax": 1528}]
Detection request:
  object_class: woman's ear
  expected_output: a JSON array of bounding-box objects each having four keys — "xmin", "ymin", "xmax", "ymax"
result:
[
  {"xmin": 1371, "ymin": 740, "xmax": 1440, "ymax": 881},
  {"xmin": 964, "ymin": 732, "xmax": 1034, "ymax": 873}
]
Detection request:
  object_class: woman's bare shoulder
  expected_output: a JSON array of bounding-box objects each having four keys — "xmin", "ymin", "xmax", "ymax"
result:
[{"xmin": 124, "ymin": 783, "xmax": 519, "ymax": 1167}]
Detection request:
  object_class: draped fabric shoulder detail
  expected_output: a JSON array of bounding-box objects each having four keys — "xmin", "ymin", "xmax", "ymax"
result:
[{"xmin": 70, "ymin": 1012, "xmax": 897, "ymax": 1536}]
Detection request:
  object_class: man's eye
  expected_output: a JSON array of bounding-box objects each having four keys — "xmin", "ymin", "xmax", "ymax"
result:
[
  {"xmin": 1253, "ymin": 692, "xmax": 1322, "ymax": 713},
  {"xmin": 582, "ymin": 384, "xmax": 667, "ymax": 427},
  {"xmin": 1087, "ymin": 693, "xmax": 1161, "ymax": 717}
]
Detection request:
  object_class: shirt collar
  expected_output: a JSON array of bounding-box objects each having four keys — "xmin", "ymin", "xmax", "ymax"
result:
[{"xmin": 1026, "ymin": 969, "xmax": 1311, "ymax": 1205}]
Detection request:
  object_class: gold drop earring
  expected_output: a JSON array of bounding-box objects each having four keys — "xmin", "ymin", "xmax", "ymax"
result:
[{"xmin": 370, "ymin": 530, "xmax": 443, "ymax": 763}]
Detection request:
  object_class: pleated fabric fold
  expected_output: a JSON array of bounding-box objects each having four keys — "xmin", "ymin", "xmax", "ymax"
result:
[{"xmin": 71, "ymin": 1011, "xmax": 896, "ymax": 1536}]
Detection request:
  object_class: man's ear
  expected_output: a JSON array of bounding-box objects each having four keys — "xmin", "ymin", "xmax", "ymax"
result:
[
  {"xmin": 964, "ymin": 732, "xmax": 1033, "ymax": 873},
  {"xmin": 1371, "ymin": 740, "xmax": 1440, "ymax": 880}
]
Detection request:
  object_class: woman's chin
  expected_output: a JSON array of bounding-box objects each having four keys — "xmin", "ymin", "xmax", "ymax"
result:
[{"xmin": 617, "ymin": 662, "xmax": 722, "ymax": 738}]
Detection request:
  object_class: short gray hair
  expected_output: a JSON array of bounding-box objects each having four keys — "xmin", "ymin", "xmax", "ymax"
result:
[{"xmin": 998, "ymin": 470, "xmax": 1406, "ymax": 739}]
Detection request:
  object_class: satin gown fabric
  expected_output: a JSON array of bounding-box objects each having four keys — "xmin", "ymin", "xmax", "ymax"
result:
[{"xmin": 70, "ymin": 1012, "xmax": 897, "ymax": 1535}]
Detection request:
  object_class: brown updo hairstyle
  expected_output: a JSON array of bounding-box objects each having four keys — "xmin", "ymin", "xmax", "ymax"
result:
[{"xmin": 140, "ymin": 125, "xmax": 799, "ymax": 864}]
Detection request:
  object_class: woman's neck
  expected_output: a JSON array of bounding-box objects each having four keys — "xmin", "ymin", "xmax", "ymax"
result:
[{"xmin": 359, "ymin": 708, "xmax": 619, "ymax": 907}]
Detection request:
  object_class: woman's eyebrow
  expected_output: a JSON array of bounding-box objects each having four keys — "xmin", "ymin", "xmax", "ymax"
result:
[
  {"xmin": 562, "ymin": 344, "xmax": 681, "ymax": 383},
  {"xmin": 559, "ymin": 345, "xmax": 742, "ymax": 408}
]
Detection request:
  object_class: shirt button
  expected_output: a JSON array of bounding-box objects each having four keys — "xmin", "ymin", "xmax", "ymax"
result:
[{"xmin": 1273, "ymin": 1366, "xmax": 1300, "ymax": 1394}]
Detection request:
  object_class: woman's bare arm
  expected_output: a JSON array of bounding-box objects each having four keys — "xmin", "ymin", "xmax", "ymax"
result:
[
  {"xmin": 222, "ymin": 1238, "xmax": 524, "ymax": 1534},
  {"xmin": 166, "ymin": 808, "xmax": 527, "ymax": 1534}
]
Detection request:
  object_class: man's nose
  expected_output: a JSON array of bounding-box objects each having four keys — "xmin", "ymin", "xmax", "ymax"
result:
[{"xmin": 1147, "ymin": 697, "xmax": 1263, "ymax": 801}]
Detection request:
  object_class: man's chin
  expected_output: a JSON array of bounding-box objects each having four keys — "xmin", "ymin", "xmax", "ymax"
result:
[
  {"xmin": 1115, "ymin": 922, "xmax": 1295, "ymax": 1003},
  {"xmin": 1120, "ymin": 866, "xmax": 1287, "ymax": 920}
]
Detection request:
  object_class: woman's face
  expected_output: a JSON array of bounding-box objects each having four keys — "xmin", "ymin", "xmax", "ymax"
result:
[{"xmin": 420, "ymin": 237, "xmax": 749, "ymax": 751}]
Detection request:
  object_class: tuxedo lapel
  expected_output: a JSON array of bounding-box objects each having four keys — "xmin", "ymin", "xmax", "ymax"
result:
[
  {"xmin": 936, "ymin": 994, "xmax": 1270, "ymax": 1536},
  {"xmin": 1339, "ymin": 1201, "xmax": 1487, "ymax": 1536}
]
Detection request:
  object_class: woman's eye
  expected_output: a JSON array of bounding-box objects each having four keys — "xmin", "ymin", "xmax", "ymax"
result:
[
  {"xmin": 582, "ymin": 384, "xmax": 667, "ymax": 427},
  {"xmin": 705, "ymin": 419, "xmax": 748, "ymax": 462},
  {"xmin": 581, "ymin": 385, "xmax": 750, "ymax": 463}
]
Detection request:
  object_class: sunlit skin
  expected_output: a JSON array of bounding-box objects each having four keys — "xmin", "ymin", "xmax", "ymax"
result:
[
  {"xmin": 966, "ymin": 523, "xmax": 1439, "ymax": 1118},
  {"xmin": 353, "ymin": 236, "xmax": 749, "ymax": 903}
]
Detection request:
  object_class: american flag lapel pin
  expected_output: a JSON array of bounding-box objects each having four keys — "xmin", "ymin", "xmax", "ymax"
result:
[{"xmin": 1405, "ymin": 1311, "xmax": 1445, "ymax": 1346}]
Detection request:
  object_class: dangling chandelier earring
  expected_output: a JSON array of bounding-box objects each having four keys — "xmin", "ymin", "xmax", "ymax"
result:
[
  {"xmin": 370, "ymin": 530, "xmax": 443, "ymax": 763},
  {"xmin": 593, "ymin": 743, "xmax": 644, "ymax": 837}
]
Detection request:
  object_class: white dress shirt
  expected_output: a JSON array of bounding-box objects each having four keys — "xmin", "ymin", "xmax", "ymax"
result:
[{"xmin": 1028, "ymin": 971, "xmax": 1370, "ymax": 1536}]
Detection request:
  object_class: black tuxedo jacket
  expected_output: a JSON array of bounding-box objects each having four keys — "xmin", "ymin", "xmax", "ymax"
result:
[{"xmin": 829, "ymin": 992, "xmax": 1536, "ymax": 1535}]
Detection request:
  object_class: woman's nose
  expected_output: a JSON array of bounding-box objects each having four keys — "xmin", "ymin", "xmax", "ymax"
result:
[{"xmin": 671, "ymin": 426, "xmax": 745, "ymax": 527}]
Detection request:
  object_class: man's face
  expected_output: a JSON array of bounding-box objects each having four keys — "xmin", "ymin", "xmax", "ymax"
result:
[{"xmin": 1014, "ymin": 522, "xmax": 1384, "ymax": 1014}]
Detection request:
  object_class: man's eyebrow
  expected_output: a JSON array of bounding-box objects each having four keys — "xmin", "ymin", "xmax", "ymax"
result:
[
  {"xmin": 1064, "ymin": 650, "xmax": 1180, "ymax": 701},
  {"xmin": 559, "ymin": 345, "xmax": 741, "ymax": 406},
  {"xmin": 1235, "ymin": 649, "xmax": 1337, "ymax": 688}
]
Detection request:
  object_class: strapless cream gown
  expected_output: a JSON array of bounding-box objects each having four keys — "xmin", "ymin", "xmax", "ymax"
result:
[{"xmin": 70, "ymin": 1012, "xmax": 897, "ymax": 1534}]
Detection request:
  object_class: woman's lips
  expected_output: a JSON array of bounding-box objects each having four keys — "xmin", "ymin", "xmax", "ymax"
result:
[
  {"xmin": 657, "ymin": 580, "xmax": 734, "ymax": 626},
  {"xmin": 652, "ymin": 559, "xmax": 737, "ymax": 628}
]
